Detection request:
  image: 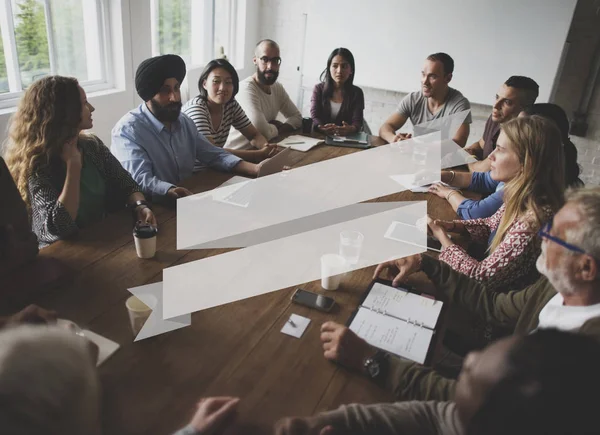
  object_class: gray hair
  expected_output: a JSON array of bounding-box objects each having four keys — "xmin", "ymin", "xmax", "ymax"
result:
[
  {"xmin": 565, "ymin": 186, "xmax": 600, "ymax": 261},
  {"xmin": 0, "ymin": 325, "xmax": 99, "ymax": 435}
]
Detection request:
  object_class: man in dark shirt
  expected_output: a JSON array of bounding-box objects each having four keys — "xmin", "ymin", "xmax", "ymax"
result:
[{"xmin": 466, "ymin": 76, "xmax": 539, "ymax": 172}]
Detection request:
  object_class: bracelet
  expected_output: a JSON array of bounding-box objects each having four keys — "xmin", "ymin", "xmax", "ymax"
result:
[
  {"xmin": 446, "ymin": 190, "xmax": 460, "ymax": 201},
  {"xmin": 449, "ymin": 170, "xmax": 456, "ymax": 183}
]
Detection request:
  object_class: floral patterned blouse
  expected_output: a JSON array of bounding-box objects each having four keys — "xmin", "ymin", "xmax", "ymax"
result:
[{"xmin": 439, "ymin": 203, "xmax": 553, "ymax": 292}]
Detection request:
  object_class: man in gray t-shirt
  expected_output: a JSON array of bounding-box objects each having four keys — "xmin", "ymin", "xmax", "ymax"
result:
[{"xmin": 379, "ymin": 53, "xmax": 472, "ymax": 147}]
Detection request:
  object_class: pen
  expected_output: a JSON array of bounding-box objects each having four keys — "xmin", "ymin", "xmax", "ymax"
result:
[
  {"xmin": 285, "ymin": 141, "xmax": 305, "ymax": 145},
  {"xmin": 287, "ymin": 318, "xmax": 296, "ymax": 327}
]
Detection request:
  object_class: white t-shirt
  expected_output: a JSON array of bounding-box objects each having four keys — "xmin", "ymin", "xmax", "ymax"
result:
[
  {"xmin": 330, "ymin": 100, "xmax": 342, "ymax": 120},
  {"xmin": 538, "ymin": 293, "xmax": 600, "ymax": 331},
  {"xmin": 225, "ymin": 77, "xmax": 302, "ymax": 150}
]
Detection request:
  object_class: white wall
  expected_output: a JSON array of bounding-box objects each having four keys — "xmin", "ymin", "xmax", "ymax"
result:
[
  {"xmin": 259, "ymin": 0, "xmax": 600, "ymax": 185},
  {"xmin": 0, "ymin": 0, "xmax": 260, "ymax": 152},
  {"xmin": 302, "ymin": 0, "xmax": 576, "ymax": 105}
]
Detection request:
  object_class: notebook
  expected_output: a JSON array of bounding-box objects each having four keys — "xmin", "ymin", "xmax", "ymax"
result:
[
  {"xmin": 325, "ymin": 131, "xmax": 371, "ymax": 149},
  {"xmin": 278, "ymin": 135, "xmax": 323, "ymax": 152},
  {"xmin": 347, "ymin": 280, "xmax": 444, "ymax": 364}
]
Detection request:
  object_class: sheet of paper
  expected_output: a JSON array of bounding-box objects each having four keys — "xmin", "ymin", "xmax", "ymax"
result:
[
  {"xmin": 84, "ymin": 329, "xmax": 120, "ymax": 366},
  {"xmin": 362, "ymin": 282, "xmax": 443, "ymax": 329},
  {"xmin": 349, "ymin": 308, "xmax": 433, "ymax": 364},
  {"xmin": 278, "ymin": 135, "xmax": 323, "ymax": 152},
  {"xmin": 56, "ymin": 319, "xmax": 120, "ymax": 366},
  {"xmin": 390, "ymin": 174, "xmax": 460, "ymax": 192},
  {"xmin": 280, "ymin": 314, "xmax": 311, "ymax": 338}
]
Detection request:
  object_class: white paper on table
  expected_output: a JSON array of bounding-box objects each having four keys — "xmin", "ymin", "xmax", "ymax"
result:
[
  {"xmin": 389, "ymin": 174, "xmax": 460, "ymax": 193},
  {"xmin": 280, "ymin": 314, "xmax": 311, "ymax": 338},
  {"xmin": 56, "ymin": 319, "xmax": 120, "ymax": 366},
  {"xmin": 349, "ymin": 308, "xmax": 433, "ymax": 364},
  {"xmin": 278, "ymin": 135, "xmax": 323, "ymax": 152},
  {"xmin": 84, "ymin": 329, "xmax": 120, "ymax": 366}
]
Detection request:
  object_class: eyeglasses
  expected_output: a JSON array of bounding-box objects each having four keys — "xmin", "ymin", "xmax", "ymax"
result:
[
  {"xmin": 258, "ymin": 56, "xmax": 281, "ymax": 66},
  {"xmin": 538, "ymin": 219, "xmax": 586, "ymax": 255}
]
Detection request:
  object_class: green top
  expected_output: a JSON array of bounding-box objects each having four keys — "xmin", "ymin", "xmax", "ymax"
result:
[{"xmin": 75, "ymin": 151, "xmax": 107, "ymax": 227}]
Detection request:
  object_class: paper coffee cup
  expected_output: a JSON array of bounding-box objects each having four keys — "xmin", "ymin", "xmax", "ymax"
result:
[
  {"xmin": 321, "ymin": 254, "xmax": 347, "ymax": 291},
  {"xmin": 133, "ymin": 224, "xmax": 157, "ymax": 259},
  {"xmin": 125, "ymin": 295, "xmax": 154, "ymax": 336}
]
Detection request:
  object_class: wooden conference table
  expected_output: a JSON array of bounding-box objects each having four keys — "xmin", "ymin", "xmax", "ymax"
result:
[{"xmin": 5, "ymin": 134, "xmax": 467, "ymax": 435}]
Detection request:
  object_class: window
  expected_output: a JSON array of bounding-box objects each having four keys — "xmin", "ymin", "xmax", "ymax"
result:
[
  {"xmin": 0, "ymin": 0, "xmax": 111, "ymax": 107},
  {"xmin": 151, "ymin": 0, "xmax": 245, "ymax": 69}
]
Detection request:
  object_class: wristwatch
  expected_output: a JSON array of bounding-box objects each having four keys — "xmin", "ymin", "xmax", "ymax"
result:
[
  {"xmin": 363, "ymin": 350, "xmax": 389, "ymax": 381},
  {"xmin": 127, "ymin": 200, "xmax": 151, "ymax": 211}
]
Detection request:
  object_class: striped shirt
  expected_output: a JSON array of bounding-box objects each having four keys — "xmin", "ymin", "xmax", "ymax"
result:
[{"xmin": 182, "ymin": 97, "xmax": 252, "ymax": 148}]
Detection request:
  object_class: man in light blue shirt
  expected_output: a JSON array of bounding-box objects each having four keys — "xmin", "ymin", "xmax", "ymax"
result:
[{"xmin": 111, "ymin": 54, "xmax": 260, "ymax": 201}]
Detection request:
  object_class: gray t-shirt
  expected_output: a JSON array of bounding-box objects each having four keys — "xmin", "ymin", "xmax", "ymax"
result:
[{"xmin": 397, "ymin": 88, "xmax": 472, "ymax": 126}]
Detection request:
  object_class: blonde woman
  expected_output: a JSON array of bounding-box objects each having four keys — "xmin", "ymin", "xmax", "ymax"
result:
[
  {"xmin": 5, "ymin": 76, "xmax": 156, "ymax": 248},
  {"xmin": 427, "ymin": 116, "xmax": 565, "ymax": 291}
]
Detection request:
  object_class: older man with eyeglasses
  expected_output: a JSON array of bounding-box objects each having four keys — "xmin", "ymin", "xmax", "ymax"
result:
[
  {"xmin": 224, "ymin": 39, "xmax": 302, "ymax": 150},
  {"xmin": 316, "ymin": 186, "xmax": 600, "ymax": 404}
]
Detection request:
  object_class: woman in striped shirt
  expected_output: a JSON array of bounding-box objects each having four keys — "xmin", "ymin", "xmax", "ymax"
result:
[{"xmin": 183, "ymin": 59, "xmax": 278, "ymax": 171}]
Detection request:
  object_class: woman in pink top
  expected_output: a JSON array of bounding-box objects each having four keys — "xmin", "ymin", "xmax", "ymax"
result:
[{"xmin": 428, "ymin": 116, "xmax": 565, "ymax": 291}]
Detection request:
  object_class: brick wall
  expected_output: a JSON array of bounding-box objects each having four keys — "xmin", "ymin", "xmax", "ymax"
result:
[{"xmin": 258, "ymin": 0, "xmax": 600, "ymax": 185}]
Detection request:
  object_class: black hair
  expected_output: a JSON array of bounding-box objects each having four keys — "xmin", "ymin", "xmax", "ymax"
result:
[
  {"xmin": 504, "ymin": 76, "xmax": 539, "ymax": 107},
  {"xmin": 467, "ymin": 329, "xmax": 600, "ymax": 435},
  {"xmin": 197, "ymin": 59, "xmax": 239, "ymax": 101},
  {"xmin": 319, "ymin": 48, "xmax": 356, "ymax": 100},
  {"xmin": 524, "ymin": 103, "xmax": 583, "ymax": 187},
  {"xmin": 426, "ymin": 52, "xmax": 454, "ymax": 75}
]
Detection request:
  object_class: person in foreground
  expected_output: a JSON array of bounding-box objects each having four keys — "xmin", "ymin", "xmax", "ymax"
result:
[
  {"xmin": 182, "ymin": 58, "xmax": 279, "ymax": 170},
  {"xmin": 225, "ymin": 39, "xmax": 302, "ymax": 150},
  {"xmin": 311, "ymin": 186, "xmax": 600, "ymax": 403},
  {"xmin": 275, "ymin": 330, "xmax": 600, "ymax": 435},
  {"xmin": 5, "ymin": 76, "xmax": 156, "ymax": 248},
  {"xmin": 378, "ymin": 53, "xmax": 471, "ymax": 147},
  {"xmin": 464, "ymin": 76, "xmax": 539, "ymax": 172},
  {"xmin": 112, "ymin": 54, "xmax": 263, "ymax": 202},
  {"xmin": 0, "ymin": 324, "xmax": 240, "ymax": 435},
  {"xmin": 431, "ymin": 103, "xmax": 583, "ymax": 220},
  {"xmin": 310, "ymin": 47, "xmax": 364, "ymax": 136}
]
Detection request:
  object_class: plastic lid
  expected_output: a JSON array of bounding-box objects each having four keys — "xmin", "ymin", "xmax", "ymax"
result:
[{"xmin": 133, "ymin": 224, "xmax": 157, "ymax": 239}]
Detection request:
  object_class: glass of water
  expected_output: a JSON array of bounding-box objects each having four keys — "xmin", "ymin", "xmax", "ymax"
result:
[{"xmin": 339, "ymin": 231, "xmax": 364, "ymax": 265}]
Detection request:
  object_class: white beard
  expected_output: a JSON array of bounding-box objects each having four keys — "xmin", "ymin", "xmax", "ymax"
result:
[{"xmin": 536, "ymin": 246, "xmax": 577, "ymax": 296}]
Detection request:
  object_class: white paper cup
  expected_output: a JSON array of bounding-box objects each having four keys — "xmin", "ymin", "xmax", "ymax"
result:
[
  {"xmin": 125, "ymin": 295, "xmax": 155, "ymax": 336},
  {"xmin": 134, "ymin": 234, "xmax": 156, "ymax": 258},
  {"xmin": 321, "ymin": 254, "xmax": 347, "ymax": 291}
]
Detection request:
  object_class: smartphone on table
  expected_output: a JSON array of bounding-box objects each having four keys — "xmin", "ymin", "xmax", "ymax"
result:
[{"xmin": 291, "ymin": 288, "xmax": 336, "ymax": 312}]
